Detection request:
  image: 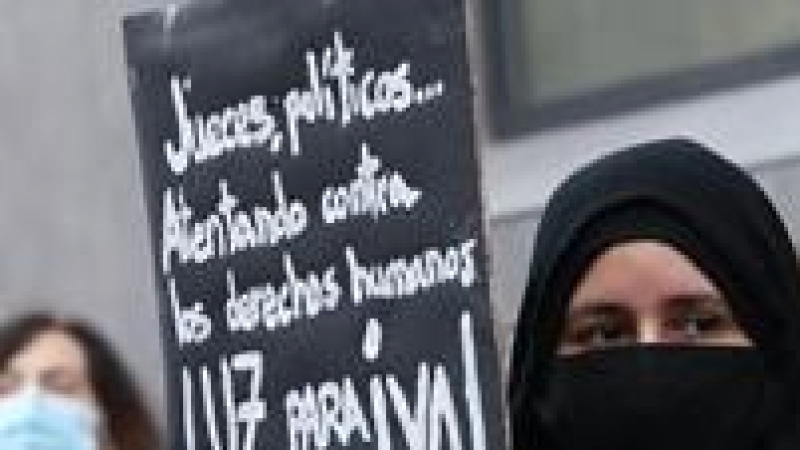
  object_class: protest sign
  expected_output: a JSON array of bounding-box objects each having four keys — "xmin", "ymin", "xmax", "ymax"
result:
[{"xmin": 124, "ymin": 1, "xmax": 505, "ymax": 448}]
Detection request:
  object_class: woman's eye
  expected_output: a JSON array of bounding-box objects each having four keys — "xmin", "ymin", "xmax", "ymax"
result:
[
  {"xmin": 566, "ymin": 319, "xmax": 632, "ymax": 349},
  {"xmin": 41, "ymin": 370, "xmax": 82, "ymax": 396},
  {"xmin": 673, "ymin": 311, "xmax": 727, "ymax": 339},
  {"xmin": 0, "ymin": 372, "xmax": 21, "ymax": 397},
  {"xmin": 559, "ymin": 306, "xmax": 636, "ymax": 355}
]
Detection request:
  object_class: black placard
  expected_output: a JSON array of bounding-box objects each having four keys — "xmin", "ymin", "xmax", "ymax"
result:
[{"xmin": 124, "ymin": 1, "xmax": 506, "ymax": 449}]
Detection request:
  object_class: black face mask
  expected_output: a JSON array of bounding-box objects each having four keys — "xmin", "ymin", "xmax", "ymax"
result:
[{"xmin": 537, "ymin": 346, "xmax": 777, "ymax": 450}]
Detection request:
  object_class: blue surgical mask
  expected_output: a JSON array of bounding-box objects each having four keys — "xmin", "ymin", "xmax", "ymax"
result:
[{"xmin": 0, "ymin": 385, "xmax": 101, "ymax": 450}]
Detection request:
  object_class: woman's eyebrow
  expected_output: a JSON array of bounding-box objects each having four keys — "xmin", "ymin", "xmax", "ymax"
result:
[
  {"xmin": 664, "ymin": 293, "xmax": 729, "ymax": 311},
  {"xmin": 38, "ymin": 366, "xmax": 81, "ymax": 382},
  {"xmin": 567, "ymin": 302, "xmax": 627, "ymax": 319}
]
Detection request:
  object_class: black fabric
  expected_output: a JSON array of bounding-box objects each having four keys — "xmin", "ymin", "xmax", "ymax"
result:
[
  {"xmin": 508, "ymin": 139, "xmax": 800, "ymax": 450},
  {"xmin": 541, "ymin": 346, "xmax": 776, "ymax": 450}
]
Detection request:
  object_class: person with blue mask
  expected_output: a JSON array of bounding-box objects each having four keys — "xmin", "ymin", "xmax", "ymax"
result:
[
  {"xmin": 0, "ymin": 313, "xmax": 161, "ymax": 450},
  {"xmin": 0, "ymin": 383, "xmax": 101, "ymax": 449}
]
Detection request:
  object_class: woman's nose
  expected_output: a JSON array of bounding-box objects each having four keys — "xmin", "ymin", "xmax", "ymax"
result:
[{"xmin": 638, "ymin": 318, "xmax": 663, "ymax": 344}]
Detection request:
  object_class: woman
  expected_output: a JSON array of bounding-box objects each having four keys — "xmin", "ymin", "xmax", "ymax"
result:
[
  {"xmin": 509, "ymin": 139, "xmax": 800, "ymax": 450},
  {"xmin": 0, "ymin": 312, "xmax": 161, "ymax": 450}
]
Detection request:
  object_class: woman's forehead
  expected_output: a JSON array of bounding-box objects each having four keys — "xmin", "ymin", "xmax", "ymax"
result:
[
  {"xmin": 7, "ymin": 328, "xmax": 89, "ymax": 375},
  {"xmin": 570, "ymin": 240, "xmax": 723, "ymax": 311}
]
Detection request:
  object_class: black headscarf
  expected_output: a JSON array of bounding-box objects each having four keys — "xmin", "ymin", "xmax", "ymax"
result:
[{"xmin": 508, "ymin": 139, "xmax": 800, "ymax": 449}]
